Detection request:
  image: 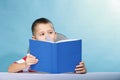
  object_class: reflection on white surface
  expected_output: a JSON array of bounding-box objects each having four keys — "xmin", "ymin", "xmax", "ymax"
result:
[
  {"xmin": 108, "ymin": 0, "xmax": 120, "ymax": 12},
  {"xmin": 0, "ymin": 72, "xmax": 120, "ymax": 80}
]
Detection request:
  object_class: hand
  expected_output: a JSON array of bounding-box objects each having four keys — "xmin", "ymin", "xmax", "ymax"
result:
[
  {"xmin": 75, "ymin": 61, "xmax": 86, "ymax": 74},
  {"xmin": 25, "ymin": 54, "xmax": 39, "ymax": 66}
]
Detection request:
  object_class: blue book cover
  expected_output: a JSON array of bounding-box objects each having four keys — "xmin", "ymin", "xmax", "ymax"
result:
[{"xmin": 29, "ymin": 39, "xmax": 82, "ymax": 73}]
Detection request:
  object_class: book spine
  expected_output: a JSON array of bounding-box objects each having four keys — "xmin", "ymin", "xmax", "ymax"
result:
[{"xmin": 51, "ymin": 43, "xmax": 58, "ymax": 73}]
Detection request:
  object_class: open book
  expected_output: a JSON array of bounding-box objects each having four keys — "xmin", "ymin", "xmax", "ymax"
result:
[{"xmin": 29, "ymin": 39, "xmax": 82, "ymax": 73}]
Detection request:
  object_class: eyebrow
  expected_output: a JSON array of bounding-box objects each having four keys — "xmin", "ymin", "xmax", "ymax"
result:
[{"xmin": 47, "ymin": 29, "xmax": 54, "ymax": 32}]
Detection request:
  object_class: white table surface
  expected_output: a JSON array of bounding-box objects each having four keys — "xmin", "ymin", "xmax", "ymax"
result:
[{"xmin": 0, "ymin": 72, "xmax": 120, "ymax": 80}]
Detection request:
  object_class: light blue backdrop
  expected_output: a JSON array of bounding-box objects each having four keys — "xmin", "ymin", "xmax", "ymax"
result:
[{"xmin": 0, "ymin": 0, "xmax": 120, "ymax": 72}]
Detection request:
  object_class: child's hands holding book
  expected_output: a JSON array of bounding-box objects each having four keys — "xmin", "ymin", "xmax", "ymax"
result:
[
  {"xmin": 25, "ymin": 54, "xmax": 39, "ymax": 67},
  {"xmin": 75, "ymin": 62, "xmax": 86, "ymax": 74}
]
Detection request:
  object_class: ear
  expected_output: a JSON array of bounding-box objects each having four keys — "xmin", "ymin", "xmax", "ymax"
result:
[{"xmin": 32, "ymin": 36, "xmax": 36, "ymax": 40}]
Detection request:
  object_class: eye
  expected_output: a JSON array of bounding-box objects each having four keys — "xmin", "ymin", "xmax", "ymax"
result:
[
  {"xmin": 49, "ymin": 31, "xmax": 53, "ymax": 34},
  {"xmin": 39, "ymin": 33, "xmax": 45, "ymax": 36}
]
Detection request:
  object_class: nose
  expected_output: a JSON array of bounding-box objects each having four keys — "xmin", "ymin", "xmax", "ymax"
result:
[{"xmin": 45, "ymin": 35, "xmax": 52, "ymax": 42}]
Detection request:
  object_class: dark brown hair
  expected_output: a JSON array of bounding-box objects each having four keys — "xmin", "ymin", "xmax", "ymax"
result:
[{"xmin": 31, "ymin": 18, "xmax": 54, "ymax": 35}]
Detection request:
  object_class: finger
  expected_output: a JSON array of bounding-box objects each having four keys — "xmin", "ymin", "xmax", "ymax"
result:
[
  {"xmin": 27, "ymin": 54, "xmax": 36, "ymax": 58},
  {"xmin": 75, "ymin": 69, "xmax": 86, "ymax": 74},
  {"xmin": 76, "ymin": 61, "xmax": 85, "ymax": 68},
  {"xmin": 28, "ymin": 59, "xmax": 38, "ymax": 65},
  {"xmin": 75, "ymin": 68, "xmax": 84, "ymax": 71},
  {"xmin": 76, "ymin": 64, "xmax": 84, "ymax": 68},
  {"xmin": 36, "ymin": 59, "xmax": 39, "ymax": 62},
  {"xmin": 75, "ymin": 71, "xmax": 81, "ymax": 74},
  {"xmin": 33, "ymin": 59, "xmax": 39, "ymax": 63},
  {"xmin": 79, "ymin": 61, "xmax": 84, "ymax": 65},
  {"xmin": 34, "ymin": 59, "xmax": 39, "ymax": 64}
]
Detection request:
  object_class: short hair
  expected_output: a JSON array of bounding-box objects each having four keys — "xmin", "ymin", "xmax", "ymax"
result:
[{"xmin": 31, "ymin": 18, "xmax": 55, "ymax": 35}]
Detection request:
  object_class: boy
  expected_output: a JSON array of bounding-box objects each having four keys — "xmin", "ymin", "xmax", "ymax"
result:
[{"xmin": 8, "ymin": 18, "xmax": 86, "ymax": 74}]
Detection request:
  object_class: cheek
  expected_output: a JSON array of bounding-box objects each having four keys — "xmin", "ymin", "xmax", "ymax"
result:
[
  {"xmin": 35, "ymin": 36, "xmax": 46, "ymax": 41},
  {"xmin": 38, "ymin": 38, "xmax": 46, "ymax": 41},
  {"xmin": 51, "ymin": 35, "xmax": 56, "ymax": 41}
]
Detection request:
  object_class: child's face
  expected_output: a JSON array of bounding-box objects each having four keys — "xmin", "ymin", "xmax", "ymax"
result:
[{"xmin": 32, "ymin": 23, "xmax": 56, "ymax": 42}]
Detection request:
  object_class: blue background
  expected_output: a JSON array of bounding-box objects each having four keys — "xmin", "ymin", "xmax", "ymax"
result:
[{"xmin": 0, "ymin": 0, "xmax": 120, "ymax": 72}]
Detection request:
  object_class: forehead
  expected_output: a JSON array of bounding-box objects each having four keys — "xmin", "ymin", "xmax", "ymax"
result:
[{"xmin": 35, "ymin": 23, "xmax": 54, "ymax": 31}]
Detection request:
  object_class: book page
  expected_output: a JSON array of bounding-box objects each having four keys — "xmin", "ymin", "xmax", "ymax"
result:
[
  {"xmin": 31, "ymin": 39, "xmax": 81, "ymax": 44},
  {"xmin": 56, "ymin": 39, "xmax": 80, "ymax": 43}
]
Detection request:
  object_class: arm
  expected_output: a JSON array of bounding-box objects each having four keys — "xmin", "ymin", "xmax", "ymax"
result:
[
  {"xmin": 8, "ymin": 54, "xmax": 38, "ymax": 73},
  {"xmin": 8, "ymin": 62, "xmax": 29, "ymax": 73}
]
